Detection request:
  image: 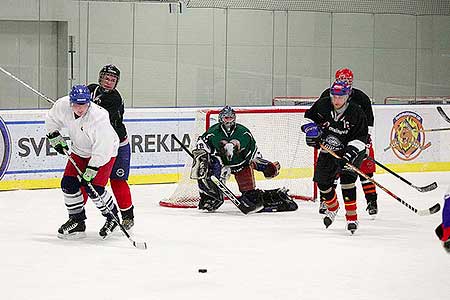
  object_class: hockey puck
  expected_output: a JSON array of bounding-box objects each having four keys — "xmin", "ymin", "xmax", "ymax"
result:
[{"xmin": 198, "ymin": 268, "xmax": 207, "ymax": 273}]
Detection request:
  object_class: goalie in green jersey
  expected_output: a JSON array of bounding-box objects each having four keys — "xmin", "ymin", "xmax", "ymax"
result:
[{"xmin": 191, "ymin": 105, "xmax": 298, "ymax": 213}]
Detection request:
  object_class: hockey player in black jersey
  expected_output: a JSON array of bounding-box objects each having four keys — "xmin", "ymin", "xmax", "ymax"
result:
[
  {"xmin": 319, "ymin": 68, "xmax": 378, "ymax": 217},
  {"xmin": 86, "ymin": 65, "xmax": 135, "ymax": 230},
  {"xmin": 302, "ymin": 80, "xmax": 368, "ymax": 234}
]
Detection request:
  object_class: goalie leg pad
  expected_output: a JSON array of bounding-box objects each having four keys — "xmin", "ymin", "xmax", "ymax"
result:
[
  {"xmin": 198, "ymin": 178, "xmax": 224, "ymax": 211},
  {"xmin": 259, "ymin": 188, "xmax": 298, "ymax": 212},
  {"xmin": 252, "ymin": 157, "xmax": 280, "ymax": 178},
  {"xmin": 191, "ymin": 149, "xmax": 210, "ymax": 180}
]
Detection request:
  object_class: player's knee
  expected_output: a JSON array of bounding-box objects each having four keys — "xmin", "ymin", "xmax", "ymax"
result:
[{"xmin": 61, "ymin": 176, "xmax": 80, "ymax": 194}]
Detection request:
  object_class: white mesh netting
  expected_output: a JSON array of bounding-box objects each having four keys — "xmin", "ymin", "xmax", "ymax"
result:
[{"xmin": 160, "ymin": 107, "xmax": 316, "ymax": 208}]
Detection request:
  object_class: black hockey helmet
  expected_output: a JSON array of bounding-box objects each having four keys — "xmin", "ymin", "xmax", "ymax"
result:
[
  {"xmin": 219, "ymin": 105, "xmax": 236, "ymax": 133},
  {"xmin": 98, "ymin": 64, "xmax": 120, "ymax": 89}
]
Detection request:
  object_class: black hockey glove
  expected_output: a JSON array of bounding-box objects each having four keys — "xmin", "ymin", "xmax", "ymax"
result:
[
  {"xmin": 301, "ymin": 122, "xmax": 322, "ymax": 148},
  {"xmin": 338, "ymin": 145, "xmax": 360, "ymax": 170},
  {"xmin": 47, "ymin": 131, "xmax": 69, "ymax": 155},
  {"xmin": 80, "ymin": 166, "xmax": 99, "ymax": 187}
]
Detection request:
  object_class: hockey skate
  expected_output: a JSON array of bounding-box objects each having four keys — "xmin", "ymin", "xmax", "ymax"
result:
[
  {"xmin": 121, "ymin": 207, "xmax": 135, "ymax": 230},
  {"xmin": 323, "ymin": 207, "xmax": 339, "ymax": 228},
  {"xmin": 347, "ymin": 220, "xmax": 359, "ymax": 235},
  {"xmin": 99, "ymin": 218, "xmax": 119, "ymax": 239},
  {"xmin": 57, "ymin": 218, "xmax": 86, "ymax": 239},
  {"xmin": 319, "ymin": 200, "xmax": 327, "ymax": 215},
  {"xmin": 444, "ymin": 239, "xmax": 450, "ymax": 254},
  {"xmin": 366, "ymin": 200, "xmax": 378, "ymax": 218},
  {"xmin": 122, "ymin": 217, "xmax": 134, "ymax": 231}
]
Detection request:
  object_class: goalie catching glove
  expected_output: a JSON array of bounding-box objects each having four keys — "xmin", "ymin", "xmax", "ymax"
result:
[
  {"xmin": 301, "ymin": 122, "xmax": 322, "ymax": 148},
  {"xmin": 47, "ymin": 131, "xmax": 69, "ymax": 155}
]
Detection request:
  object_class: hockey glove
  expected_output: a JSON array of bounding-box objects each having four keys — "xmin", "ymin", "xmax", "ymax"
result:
[
  {"xmin": 338, "ymin": 145, "xmax": 360, "ymax": 170},
  {"xmin": 47, "ymin": 131, "xmax": 69, "ymax": 155},
  {"xmin": 301, "ymin": 122, "xmax": 322, "ymax": 148},
  {"xmin": 252, "ymin": 157, "xmax": 280, "ymax": 178},
  {"xmin": 81, "ymin": 166, "xmax": 99, "ymax": 186}
]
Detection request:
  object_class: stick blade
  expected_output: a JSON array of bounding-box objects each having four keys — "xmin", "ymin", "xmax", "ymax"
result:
[
  {"xmin": 132, "ymin": 241, "xmax": 148, "ymax": 250},
  {"xmin": 417, "ymin": 203, "xmax": 441, "ymax": 216},
  {"xmin": 437, "ymin": 106, "xmax": 450, "ymax": 123},
  {"xmin": 415, "ymin": 182, "xmax": 438, "ymax": 193}
]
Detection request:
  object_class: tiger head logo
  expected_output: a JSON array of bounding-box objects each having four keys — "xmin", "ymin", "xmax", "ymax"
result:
[{"xmin": 386, "ymin": 111, "xmax": 431, "ymax": 161}]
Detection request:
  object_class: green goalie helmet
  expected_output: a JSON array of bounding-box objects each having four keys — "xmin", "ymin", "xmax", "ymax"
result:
[{"xmin": 219, "ymin": 105, "xmax": 236, "ymax": 133}]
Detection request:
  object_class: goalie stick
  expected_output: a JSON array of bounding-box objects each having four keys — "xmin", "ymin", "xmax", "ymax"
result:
[
  {"xmin": 365, "ymin": 156, "xmax": 437, "ymax": 192},
  {"xmin": 320, "ymin": 144, "xmax": 440, "ymax": 216},
  {"xmin": 171, "ymin": 134, "xmax": 263, "ymax": 214},
  {"xmin": 0, "ymin": 66, "xmax": 148, "ymax": 249},
  {"xmin": 64, "ymin": 149, "xmax": 148, "ymax": 250}
]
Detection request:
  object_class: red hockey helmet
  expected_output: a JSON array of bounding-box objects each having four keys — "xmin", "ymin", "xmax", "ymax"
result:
[{"xmin": 335, "ymin": 68, "xmax": 354, "ymax": 86}]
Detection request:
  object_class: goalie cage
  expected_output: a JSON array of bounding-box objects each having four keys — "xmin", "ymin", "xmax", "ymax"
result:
[{"xmin": 160, "ymin": 107, "xmax": 318, "ymax": 208}]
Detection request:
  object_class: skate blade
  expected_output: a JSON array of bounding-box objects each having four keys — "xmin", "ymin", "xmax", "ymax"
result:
[{"xmin": 57, "ymin": 232, "xmax": 87, "ymax": 240}]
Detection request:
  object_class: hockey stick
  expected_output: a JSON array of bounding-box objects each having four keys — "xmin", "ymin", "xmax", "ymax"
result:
[
  {"xmin": 0, "ymin": 66, "xmax": 55, "ymax": 104},
  {"xmin": 365, "ymin": 156, "xmax": 437, "ymax": 192},
  {"xmin": 437, "ymin": 106, "xmax": 450, "ymax": 123},
  {"xmin": 320, "ymin": 144, "xmax": 440, "ymax": 216},
  {"xmin": 171, "ymin": 134, "xmax": 262, "ymax": 214},
  {"xmin": 63, "ymin": 150, "xmax": 147, "ymax": 250}
]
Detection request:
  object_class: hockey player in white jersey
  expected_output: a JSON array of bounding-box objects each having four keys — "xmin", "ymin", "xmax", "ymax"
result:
[{"xmin": 46, "ymin": 85, "xmax": 119, "ymax": 239}]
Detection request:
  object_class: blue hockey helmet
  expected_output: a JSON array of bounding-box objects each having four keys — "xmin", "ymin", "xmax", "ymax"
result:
[
  {"xmin": 330, "ymin": 80, "xmax": 351, "ymax": 96},
  {"xmin": 218, "ymin": 105, "xmax": 236, "ymax": 133},
  {"xmin": 69, "ymin": 85, "xmax": 91, "ymax": 105}
]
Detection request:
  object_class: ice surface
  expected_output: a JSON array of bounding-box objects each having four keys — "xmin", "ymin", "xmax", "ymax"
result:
[{"xmin": 1, "ymin": 172, "xmax": 449, "ymax": 300}]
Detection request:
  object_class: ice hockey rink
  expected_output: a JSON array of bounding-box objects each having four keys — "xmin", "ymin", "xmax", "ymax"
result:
[{"xmin": 1, "ymin": 171, "xmax": 449, "ymax": 300}]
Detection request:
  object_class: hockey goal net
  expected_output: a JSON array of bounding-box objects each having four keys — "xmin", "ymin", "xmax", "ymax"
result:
[{"xmin": 160, "ymin": 107, "xmax": 317, "ymax": 208}]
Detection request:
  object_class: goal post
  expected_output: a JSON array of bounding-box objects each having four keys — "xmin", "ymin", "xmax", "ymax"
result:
[{"xmin": 160, "ymin": 106, "xmax": 317, "ymax": 208}]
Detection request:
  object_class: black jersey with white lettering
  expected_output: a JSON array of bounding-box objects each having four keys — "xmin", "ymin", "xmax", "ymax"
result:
[
  {"xmin": 304, "ymin": 96, "xmax": 368, "ymax": 150},
  {"xmin": 87, "ymin": 84, "xmax": 127, "ymax": 141},
  {"xmin": 320, "ymin": 87, "xmax": 374, "ymax": 127}
]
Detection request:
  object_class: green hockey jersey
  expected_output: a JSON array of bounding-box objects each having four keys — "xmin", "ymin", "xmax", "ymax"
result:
[{"xmin": 200, "ymin": 123, "xmax": 257, "ymax": 172}]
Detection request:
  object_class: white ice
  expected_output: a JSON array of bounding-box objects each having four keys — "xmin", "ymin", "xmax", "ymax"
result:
[{"xmin": 1, "ymin": 172, "xmax": 450, "ymax": 300}]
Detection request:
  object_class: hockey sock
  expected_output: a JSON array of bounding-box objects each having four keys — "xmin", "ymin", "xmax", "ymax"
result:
[
  {"xmin": 341, "ymin": 183, "xmax": 357, "ymax": 221},
  {"xmin": 320, "ymin": 187, "xmax": 339, "ymax": 212},
  {"xmin": 360, "ymin": 173, "xmax": 377, "ymax": 202},
  {"xmin": 110, "ymin": 179, "xmax": 133, "ymax": 211}
]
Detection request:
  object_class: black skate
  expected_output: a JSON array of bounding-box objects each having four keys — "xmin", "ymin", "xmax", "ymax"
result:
[
  {"xmin": 319, "ymin": 200, "xmax": 327, "ymax": 215},
  {"xmin": 444, "ymin": 239, "xmax": 450, "ymax": 254},
  {"xmin": 57, "ymin": 218, "xmax": 86, "ymax": 239},
  {"xmin": 323, "ymin": 207, "xmax": 339, "ymax": 228},
  {"xmin": 366, "ymin": 200, "xmax": 378, "ymax": 218},
  {"xmin": 121, "ymin": 207, "xmax": 135, "ymax": 231},
  {"xmin": 122, "ymin": 217, "xmax": 134, "ymax": 231},
  {"xmin": 347, "ymin": 220, "xmax": 359, "ymax": 235},
  {"xmin": 99, "ymin": 218, "xmax": 119, "ymax": 239}
]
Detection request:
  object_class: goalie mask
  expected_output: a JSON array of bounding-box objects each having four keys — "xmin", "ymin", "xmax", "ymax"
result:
[
  {"xmin": 219, "ymin": 105, "xmax": 236, "ymax": 133},
  {"xmin": 99, "ymin": 64, "xmax": 120, "ymax": 91}
]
